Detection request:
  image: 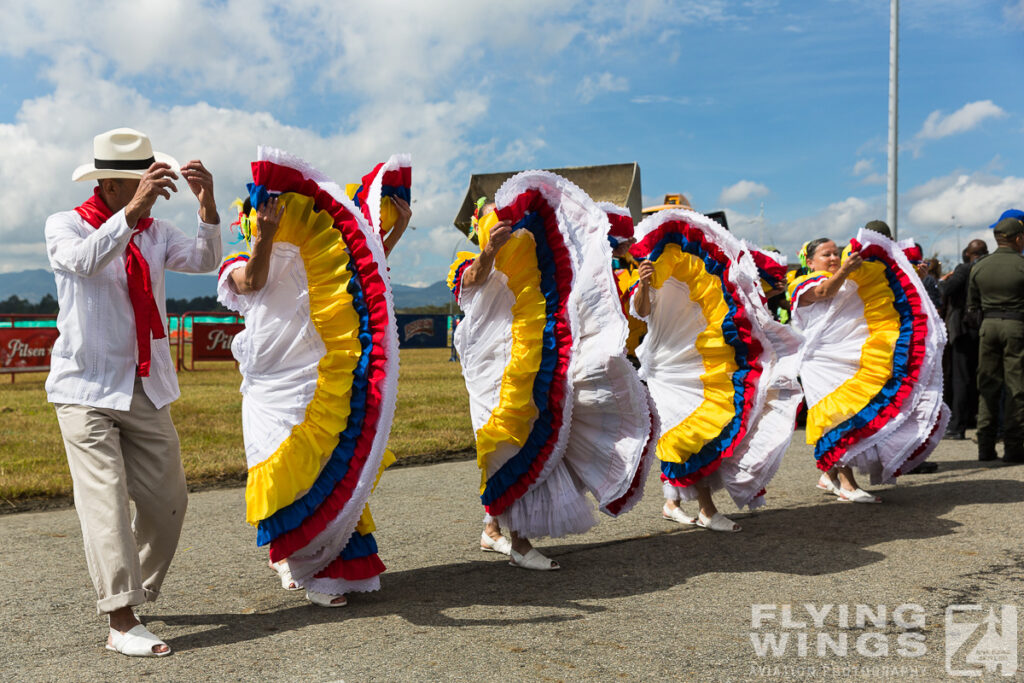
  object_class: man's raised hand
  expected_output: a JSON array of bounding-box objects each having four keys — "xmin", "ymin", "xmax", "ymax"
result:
[
  {"xmin": 180, "ymin": 160, "xmax": 219, "ymax": 224},
  {"xmin": 125, "ymin": 162, "xmax": 179, "ymax": 227}
]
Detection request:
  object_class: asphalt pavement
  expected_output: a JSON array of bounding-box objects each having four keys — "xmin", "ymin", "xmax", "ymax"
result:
[{"xmin": 2, "ymin": 433, "xmax": 1022, "ymax": 682}]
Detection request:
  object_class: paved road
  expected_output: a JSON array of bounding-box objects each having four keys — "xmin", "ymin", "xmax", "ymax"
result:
[{"xmin": 2, "ymin": 434, "xmax": 1022, "ymax": 681}]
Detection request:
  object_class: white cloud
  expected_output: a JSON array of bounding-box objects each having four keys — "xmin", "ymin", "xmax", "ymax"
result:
[
  {"xmin": 1, "ymin": 1, "xmax": 294, "ymax": 100},
  {"xmin": 852, "ymin": 160, "xmax": 886, "ymax": 186},
  {"xmin": 916, "ymin": 100, "xmax": 1007, "ymax": 141},
  {"xmin": 754, "ymin": 170, "xmax": 1023, "ymax": 266},
  {"xmin": 1005, "ymin": 0, "xmax": 1024, "ymax": 27},
  {"xmin": 907, "ymin": 173, "xmax": 1024, "ymax": 229},
  {"xmin": 576, "ymin": 73, "xmax": 629, "ymax": 104},
  {"xmin": 0, "ymin": 0, "xmax": 758, "ymax": 284},
  {"xmin": 0, "ymin": 63, "xmax": 490, "ymax": 284},
  {"xmin": 860, "ymin": 173, "xmax": 887, "ymax": 186},
  {"xmin": 719, "ymin": 180, "xmax": 770, "ymax": 205},
  {"xmin": 852, "ymin": 159, "xmax": 874, "ymax": 176},
  {"xmin": 631, "ymin": 94, "xmax": 714, "ymax": 106},
  {"xmin": 754, "ymin": 195, "xmax": 881, "ymax": 261}
]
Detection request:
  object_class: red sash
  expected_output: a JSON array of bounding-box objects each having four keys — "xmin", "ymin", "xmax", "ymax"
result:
[{"xmin": 75, "ymin": 188, "xmax": 166, "ymax": 377}]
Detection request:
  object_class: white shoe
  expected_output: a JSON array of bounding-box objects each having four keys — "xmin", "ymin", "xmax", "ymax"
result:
[
  {"xmin": 270, "ymin": 559, "xmax": 301, "ymax": 590},
  {"xmin": 661, "ymin": 503, "xmax": 697, "ymax": 525},
  {"xmin": 697, "ymin": 511, "xmax": 741, "ymax": 532},
  {"xmin": 480, "ymin": 531, "xmax": 512, "ymax": 555},
  {"xmin": 838, "ymin": 488, "xmax": 881, "ymax": 504},
  {"xmin": 816, "ymin": 473, "xmax": 841, "ymax": 495},
  {"xmin": 305, "ymin": 590, "xmax": 348, "ymax": 608},
  {"xmin": 509, "ymin": 548, "xmax": 560, "ymax": 571},
  {"xmin": 106, "ymin": 624, "xmax": 171, "ymax": 657}
]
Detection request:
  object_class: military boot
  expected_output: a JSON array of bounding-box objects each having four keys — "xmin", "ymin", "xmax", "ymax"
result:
[
  {"xmin": 1002, "ymin": 442, "xmax": 1024, "ymax": 464},
  {"xmin": 978, "ymin": 440, "xmax": 998, "ymax": 461}
]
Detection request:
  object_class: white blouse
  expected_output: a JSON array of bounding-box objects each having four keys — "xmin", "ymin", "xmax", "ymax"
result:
[
  {"xmin": 44, "ymin": 207, "xmax": 221, "ymax": 411},
  {"xmin": 217, "ymin": 244, "xmax": 327, "ymax": 469}
]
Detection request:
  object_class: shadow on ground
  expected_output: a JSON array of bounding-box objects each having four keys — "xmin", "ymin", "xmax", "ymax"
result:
[{"xmin": 152, "ymin": 477, "xmax": 1024, "ymax": 652}]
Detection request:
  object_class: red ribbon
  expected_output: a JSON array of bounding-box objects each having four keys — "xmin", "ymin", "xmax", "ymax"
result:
[{"xmin": 75, "ymin": 188, "xmax": 166, "ymax": 377}]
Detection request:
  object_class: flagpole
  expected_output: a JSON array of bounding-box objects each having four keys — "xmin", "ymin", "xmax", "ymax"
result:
[{"xmin": 887, "ymin": 0, "xmax": 899, "ymax": 239}]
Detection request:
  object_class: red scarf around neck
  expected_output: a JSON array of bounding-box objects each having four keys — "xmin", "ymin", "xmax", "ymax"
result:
[{"xmin": 75, "ymin": 187, "xmax": 166, "ymax": 377}]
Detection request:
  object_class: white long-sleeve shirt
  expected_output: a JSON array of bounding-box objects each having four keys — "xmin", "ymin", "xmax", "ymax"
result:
[{"xmin": 44, "ymin": 206, "xmax": 222, "ymax": 410}]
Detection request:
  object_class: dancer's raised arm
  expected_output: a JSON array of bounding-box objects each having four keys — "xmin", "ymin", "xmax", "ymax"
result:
[
  {"xmin": 230, "ymin": 197, "xmax": 284, "ymax": 294},
  {"xmin": 461, "ymin": 218, "xmax": 513, "ymax": 287}
]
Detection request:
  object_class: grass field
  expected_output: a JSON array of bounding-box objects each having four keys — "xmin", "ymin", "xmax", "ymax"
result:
[{"xmin": 0, "ymin": 348, "xmax": 474, "ymax": 506}]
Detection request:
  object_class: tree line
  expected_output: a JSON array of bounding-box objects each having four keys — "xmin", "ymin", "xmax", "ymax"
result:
[
  {"xmin": 0, "ymin": 294, "xmax": 229, "ymax": 315},
  {"xmin": 1, "ymin": 295, "xmax": 457, "ymax": 317}
]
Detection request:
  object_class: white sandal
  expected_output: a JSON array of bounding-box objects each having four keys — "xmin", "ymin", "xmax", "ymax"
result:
[
  {"xmin": 662, "ymin": 503, "xmax": 697, "ymax": 525},
  {"xmin": 480, "ymin": 531, "xmax": 512, "ymax": 555},
  {"xmin": 816, "ymin": 473, "xmax": 841, "ymax": 495},
  {"xmin": 305, "ymin": 590, "xmax": 348, "ymax": 608},
  {"xmin": 697, "ymin": 511, "xmax": 741, "ymax": 532},
  {"xmin": 270, "ymin": 559, "xmax": 301, "ymax": 590},
  {"xmin": 106, "ymin": 624, "xmax": 171, "ymax": 657},
  {"xmin": 838, "ymin": 488, "xmax": 881, "ymax": 504},
  {"xmin": 509, "ymin": 548, "xmax": 560, "ymax": 571}
]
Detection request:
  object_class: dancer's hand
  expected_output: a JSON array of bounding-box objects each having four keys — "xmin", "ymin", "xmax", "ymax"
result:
[
  {"xmin": 391, "ymin": 197, "xmax": 412, "ymax": 233},
  {"xmin": 382, "ymin": 197, "xmax": 412, "ymax": 257},
  {"xmin": 254, "ymin": 196, "xmax": 285, "ymax": 244},
  {"xmin": 483, "ymin": 220, "xmax": 513, "ymax": 256},
  {"xmin": 839, "ymin": 251, "xmax": 863, "ymax": 274},
  {"xmin": 634, "ymin": 259, "xmax": 655, "ymax": 317},
  {"xmin": 638, "ymin": 259, "xmax": 654, "ymax": 285}
]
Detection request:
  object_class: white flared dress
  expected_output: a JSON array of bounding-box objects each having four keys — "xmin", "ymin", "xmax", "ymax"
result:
[{"xmin": 448, "ymin": 171, "xmax": 657, "ymax": 539}]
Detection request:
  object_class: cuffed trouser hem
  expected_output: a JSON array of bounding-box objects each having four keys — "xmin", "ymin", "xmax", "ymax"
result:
[{"xmin": 96, "ymin": 588, "xmax": 150, "ymax": 615}]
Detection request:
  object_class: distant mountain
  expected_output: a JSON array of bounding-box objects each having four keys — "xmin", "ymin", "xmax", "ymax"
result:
[
  {"xmin": 0, "ymin": 269, "xmax": 219, "ymax": 302},
  {"xmin": 0, "ymin": 269, "xmax": 453, "ymax": 309},
  {"xmin": 0, "ymin": 269, "xmax": 56, "ymax": 302},
  {"xmin": 392, "ymin": 281, "xmax": 454, "ymax": 309}
]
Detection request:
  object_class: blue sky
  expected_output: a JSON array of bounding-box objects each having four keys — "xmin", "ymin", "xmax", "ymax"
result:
[{"xmin": 1, "ymin": 0, "xmax": 1021, "ymax": 286}]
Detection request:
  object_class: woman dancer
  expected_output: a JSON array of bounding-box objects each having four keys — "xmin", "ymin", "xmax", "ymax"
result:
[
  {"xmin": 218, "ymin": 147, "xmax": 408, "ymax": 605},
  {"xmin": 449, "ymin": 172, "xmax": 656, "ymax": 570},
  {"xmin": 629, "ymin": 209, "xmax": 801, "ymax": 532},
  {"xmin": 787, "ymin": 230, "xmax": 948, "ymax": 502}
]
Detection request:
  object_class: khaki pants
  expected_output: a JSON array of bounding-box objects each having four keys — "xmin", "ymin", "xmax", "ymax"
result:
[{"xmin": 54, "ymin": 380, "xmax": 187, "ymax": 614}]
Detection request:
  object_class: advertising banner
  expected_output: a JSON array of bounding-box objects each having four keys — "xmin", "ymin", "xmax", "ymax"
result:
[
  {"xmin": 396, "ymin": 314, "xmax": 448, "ymax": 348},
  {"xmin": 0, "ymin": 328, "xmax": 59, "ymax": 373},
  {"xmin": 191, "ymin": 322, "xmax": 244, "ymax": 361}
]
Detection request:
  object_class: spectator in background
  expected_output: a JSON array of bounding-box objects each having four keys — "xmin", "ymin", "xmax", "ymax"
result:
[
  {"xmin": 968, "ymin": 218, "xmax": 1024, "ymax": 463},
  {"xmin": 940, "ymin": 239, "xmax": 988, "ymax": 440},
  {"xmin": 920, "ymin": 251, "xmax": 943, "ymax": 311}
]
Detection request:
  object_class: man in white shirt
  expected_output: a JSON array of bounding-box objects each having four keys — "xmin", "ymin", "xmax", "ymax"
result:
[{"xmin": 45, "ymin": 128, "xmax": 222, "ymax": 657}]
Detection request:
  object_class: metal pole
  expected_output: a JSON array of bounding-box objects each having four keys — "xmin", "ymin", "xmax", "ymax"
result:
[{"xmin": 887, "ymin": 0, "xmax": 899, "ymax": 239}]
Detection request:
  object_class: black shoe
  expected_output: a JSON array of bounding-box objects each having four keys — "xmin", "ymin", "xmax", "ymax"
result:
[
  {"xmin": 943, "ymin": 429, "xmax": 966, "ymax": 441},
  {"xmin": 1002, "ymin": 445, "xmax": 1024, "ymax": 464},
  {"xmin": 907, "ymin": 461, "xmax": 939, "ymax": 474},
  {"xmin": 979, "ymin": 448, "xmax": 998, "ymax": 462}
]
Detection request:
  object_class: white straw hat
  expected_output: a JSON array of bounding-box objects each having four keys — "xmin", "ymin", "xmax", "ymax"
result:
[{"xmin": 72, "ymin": 128, "xmax": 179, "ymax": 182}]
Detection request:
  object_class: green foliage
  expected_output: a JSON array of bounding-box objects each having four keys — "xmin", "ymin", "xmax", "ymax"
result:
[
  {"xmin": 0, "ymin": 294, "xmax": 58, "ymax": 314},
  {"xmin": 166, "ymin": 295, "xmax": 229, "ymax": 314}
]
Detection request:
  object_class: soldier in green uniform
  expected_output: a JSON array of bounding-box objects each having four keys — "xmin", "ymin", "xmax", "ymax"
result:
[{"xmin": 968, "ymin": 216, "xmax": 1024, "ymax": 463}]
